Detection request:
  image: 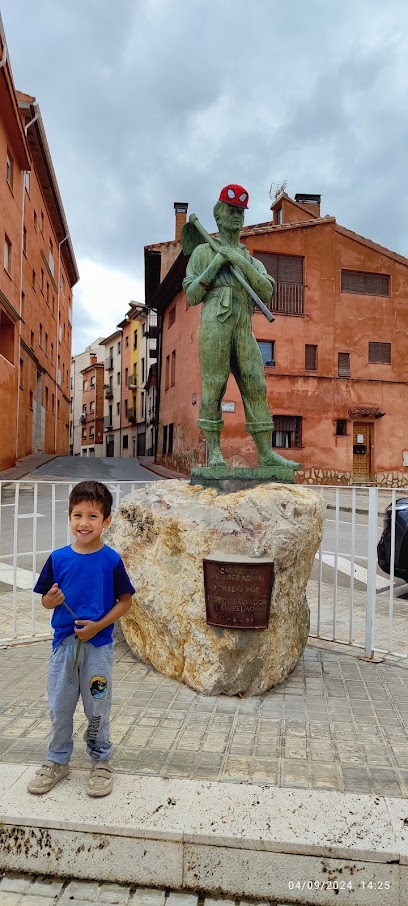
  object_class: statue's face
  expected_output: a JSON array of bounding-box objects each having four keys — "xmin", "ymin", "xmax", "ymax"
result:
[{"xmin": 217, "ymin": 202, "xmax": 245, "ymax": 232}]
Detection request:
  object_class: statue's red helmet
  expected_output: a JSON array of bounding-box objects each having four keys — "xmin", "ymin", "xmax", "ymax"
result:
[{"xmin": 219, "ymin": 184, "xmax": 249, "ymax": 208}]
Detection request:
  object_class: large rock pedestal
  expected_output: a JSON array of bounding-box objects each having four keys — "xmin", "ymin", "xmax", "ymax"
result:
[{"xmin": 105, "ymin": 480, "xmax": 325, "ymax": 696}]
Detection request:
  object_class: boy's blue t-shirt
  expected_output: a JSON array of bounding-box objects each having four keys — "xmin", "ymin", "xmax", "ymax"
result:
[{"xmin": 34, "ymin": 544, "xmax": 135, "ymax": 650}]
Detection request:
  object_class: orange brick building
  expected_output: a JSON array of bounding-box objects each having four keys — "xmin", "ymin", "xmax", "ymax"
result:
[
  {"xmin": 145, "ymin": 194, "xmax": 408, "ymax": 486},
  {"xmin": 0, "ymin": 17, "xmax": 78, "ymax": 469}
]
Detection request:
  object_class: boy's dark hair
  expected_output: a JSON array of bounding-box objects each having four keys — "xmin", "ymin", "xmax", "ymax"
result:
[{"xmin": 68, "ymin": 481, "xmax": 113, "ymax": 520}]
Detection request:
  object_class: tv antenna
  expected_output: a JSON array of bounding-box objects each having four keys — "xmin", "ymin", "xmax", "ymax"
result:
[{"xmin": 269, "ymin": 180, "xmax": 287, "ymax": 201}]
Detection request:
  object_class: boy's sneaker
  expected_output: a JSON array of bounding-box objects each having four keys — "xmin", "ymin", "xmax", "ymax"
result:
[
  {"xmin": 87, "ymin": 759, "xmax": 113, "ymax": 797},
  {"xmin": 27, "ymin": 761, "xmax": 70, "ymax": 795}
]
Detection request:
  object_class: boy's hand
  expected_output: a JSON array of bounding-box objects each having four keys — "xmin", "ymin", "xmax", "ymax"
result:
[
  {"xmin": 43, "ymin": 583, "xmax": 65, "ymax": 609},
  {"xmin": 74, "ymin": 619, "xmax": 99, "ymax": 641}
]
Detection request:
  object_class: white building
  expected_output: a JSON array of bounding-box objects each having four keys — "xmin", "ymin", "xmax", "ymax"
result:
[{"xmin": 70, "ymin": 340, "xmax": 105, "ymax": 456}]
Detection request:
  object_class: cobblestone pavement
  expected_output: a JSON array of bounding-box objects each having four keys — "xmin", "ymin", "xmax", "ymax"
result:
[
  {"xmin": 1, "ymin": 636, "xmax": 408, "ymax": 798},
  {"xmin": 0, "ymin": 875, "xmax": 282, "ymax": 906}
]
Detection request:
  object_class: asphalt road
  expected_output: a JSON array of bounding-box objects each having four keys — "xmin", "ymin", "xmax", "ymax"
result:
[{"xmin": 28, "ymin": 455, "xmax": 162, "ymax": 482}]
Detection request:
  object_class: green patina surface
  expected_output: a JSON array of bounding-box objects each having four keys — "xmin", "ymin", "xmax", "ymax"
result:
[{"xmin": 181, "ymin": 196, "xmax": 300, "ymax": 475}]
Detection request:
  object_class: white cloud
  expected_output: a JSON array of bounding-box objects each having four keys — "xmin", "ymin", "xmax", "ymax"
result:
[{"xmin": 72, "ymin": 258, "xmax": 144, "ymax": 354}]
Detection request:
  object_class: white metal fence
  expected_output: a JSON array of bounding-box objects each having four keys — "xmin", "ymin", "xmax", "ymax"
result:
[{"xmin": 0, "ymin": 480, "xmax": 407, "ymax": 659}]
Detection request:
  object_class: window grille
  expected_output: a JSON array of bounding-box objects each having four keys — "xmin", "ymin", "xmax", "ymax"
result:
[{"xmin": 272, "ymin": 416, "xmax": 302, "ymax": 449}]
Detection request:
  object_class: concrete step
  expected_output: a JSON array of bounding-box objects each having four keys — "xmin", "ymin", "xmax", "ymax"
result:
[{"xmin": 0, "ymin": 764, "xmax": 407, "ymax": 905}]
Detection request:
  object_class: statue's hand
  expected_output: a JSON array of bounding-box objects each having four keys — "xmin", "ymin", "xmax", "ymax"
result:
[{"xmin": 218, "ymin": 247, "xmax": 245, "ymax": 268}]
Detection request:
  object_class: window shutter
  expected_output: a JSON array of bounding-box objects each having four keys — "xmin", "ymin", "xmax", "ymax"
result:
[
  {"xmin": 341, "ymin": 270, "xmax": 390, "ymax": 296},
  {"xmin": 254, "ymin": 252, "xmax": 278, "ymax": 280},
  {"xmin": 368, "ymin": 342, "xmax": 391, "ymax": 364},
  {"xmin": 338, "ymin": 352, "xmax": 350, "ymax": 377},
  {"xmin": 305, "ymin": 344, "xmax": 317, "ymax": 370}
]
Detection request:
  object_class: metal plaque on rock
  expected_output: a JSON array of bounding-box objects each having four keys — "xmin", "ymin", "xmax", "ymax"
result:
[{"xmin": 203, "ymin": 553, "xmax": 274, "ymax": 630}]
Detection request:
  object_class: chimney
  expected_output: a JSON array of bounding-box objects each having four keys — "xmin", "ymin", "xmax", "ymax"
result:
[
  {"xmin": 90, "ymin": 353, "xmax": 97, "ymax": 365},
  {"xmin": 174, "ymin": 202, "xmax": 188, "ymax": 241},
  {"xmin": 294, "ymin": 193, "xmax": 321, "ymax": 218}
]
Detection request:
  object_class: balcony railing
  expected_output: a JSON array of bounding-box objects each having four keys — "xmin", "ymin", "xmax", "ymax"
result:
[
  {"xmin": 270, "ymin": 282, "xmax": 304, "ymax": 315},
  {"xmin": 127, "ymin": 407, "xmax": 137, "ymax": 422},
  {"xmin": 105, "ymin": 356, "xmax": 113, "ymax": 370},
  {"xmin": 105, "ymin": 387, "xmax": 113, "ymax": 399},
  {"xmin": 127, "ymin": 376, "xmax": 137, "ymax": 389}
]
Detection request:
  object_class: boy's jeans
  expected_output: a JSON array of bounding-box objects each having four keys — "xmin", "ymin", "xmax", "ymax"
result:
[{"xmin": 48, "ymin": 634, "xmax": 113, "ymax": 764}]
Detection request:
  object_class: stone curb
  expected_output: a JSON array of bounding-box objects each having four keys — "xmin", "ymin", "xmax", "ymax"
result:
[{"xmin": 0, "ymin": 764, "xmax": 407, "ymax": 905}]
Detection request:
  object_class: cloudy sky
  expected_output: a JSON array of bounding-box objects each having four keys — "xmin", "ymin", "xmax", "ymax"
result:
[{"xmin": 2, "ymin": 0, "xmax": 408, "ymax": 352}]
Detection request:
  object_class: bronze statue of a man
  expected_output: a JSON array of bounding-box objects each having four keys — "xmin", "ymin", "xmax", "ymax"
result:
[{"xmin": 182, "ymin": 184, "xmax": 299, "ymax": 470}]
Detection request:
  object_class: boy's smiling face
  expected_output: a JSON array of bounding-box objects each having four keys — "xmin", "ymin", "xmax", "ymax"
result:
[{"xmin": 69, "ymin": 500, "xmax": 111, "ymax": 552}]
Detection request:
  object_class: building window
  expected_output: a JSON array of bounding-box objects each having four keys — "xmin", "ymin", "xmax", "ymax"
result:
[
  {"xmin": 141, "ymin": 357, "xmax": 145, "ymax": 383},
  {"xmin": 336, "ymin": 419, "xmax": 347, "ymax": 436},
  {"xmin": 133, "ymin": 331, "xmax": 137, "ymax": 350},
  {"xmin": 45, "ymin": 332, "xmax": 48, "ymax": 356},
  {"xmin": 32, "ymin": 269, "xmax": 36, "ymax": 291},
  {"xmin": 141, "ymin": 392, "xmax": 145, "ymax": 419},
  {"xmin": 341, "ymin": 269, "xmax": 390, "ymax": 296},
  {"xmin": 29, "ymin": 390, "xmax": 33, "ymax": 409},
  {"xmin": 19, "ymin": 357, "xmax": 23, "ymax": 388},
  {"xmin": 91, "ymin": 377, "xmax": 95, "ymax": 388},
  {"xmin": 30, "ymin": 330, "xmax": 34, "ymax": 347},
  {"xmin": 272, "ymin": 415, "xmax": 302, "ymax": 449},
  {"xmin": 4, "ymin": 236, "xmax": 11, "ymax": 273},
  {"xmin": 45, "ymin": 386, "xmax": 49, "ymax": 408},
  {"xmin": 125, "ymin": 399, "xmax": 128, "ymax": 416},
  {"xmin": 338, "ymin": 352, "xmax": 350, "ymax": 377},
  {"xmin": 39, "ymin": 324, "xmax": 43, "ymax": 347},
  {"xmin": 168, "ymin": 305, "xmax": 176, "ymax": 327},
  {"xmin": 49, "ymin": 239, "xmax": 54, "ymax": 275},
  {"xmin": 21, "ymin": 291, "xmax": 25, "ymax": 319},
  {"xmin": 23, "ymin": 226, "xmax": 27, "ymax": 255},
  {"xmin": 90, "ymin": 400, "xmax": 95, "ymax": 412},
  {"xmin": 117, "ymin": 402, "xmax": 120, "ymax": 415},
  {"xmin": 6, "ymin": 150, "xmax": 13, "ymax": 188},
  {"xmin": 168, "ymin": 423, "xmax": 174, "ymax": 454},
  {"xmin": 24, "ymin": 171, "xmax": 30, "ymax": 194},
  {"xmin": 123, "ymin": 435, "xmax": 128, "ymax": 449},
  {"xmin": 165, "ymin": 354, "xmax": 170, "ymax": 390},
  {"xmin": 83, "ymin": 380, "xmax": 88, "ymax": 391},
  {"xmin": 125, "ymin": 335, "xmax": 129, "ymax": 348},
  {"xmin": 50, "ymin": 342, "xmax": 54, "ymax": 364},
  {"xmin": 34, "ymin": 210, "xmax": 37, "ymax": 231},
  {"xmin": 117, "ymin": 341, "xmax": 121, "ymax": 354},
  {"xmin": 40, "ymin": 210, "xmax": 44, "ymax": 234},
  {"xmin": 0, "ymin": 309, "xmax": 15, "ymax": 363},
  {"xmin": 254, "ymin": 252, "xmax": 304, "ymax": 314},
  {"xmin": 258, "ymin": 341, "xmax": 275, "ymax": 366},
  {"xmin": 117, "ymin": 371, "xmax": 120, "ymax": 385},
  {"xmin": 305, "ymin": 344, "xmax": 318, "ymax": 371},
  {"xmin": 368, "ymin": 341, "xmax": 391, "ymax": 364},
  {"xmin": 162, "ymin": 425, "xmax": 168, "ymax": 454},
  {"xmin": 170, "ymin": 350, "xmax": 176, "ymax": 387}
]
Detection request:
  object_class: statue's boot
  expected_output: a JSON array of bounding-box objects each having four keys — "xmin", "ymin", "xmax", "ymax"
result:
[
  {"xmin": 199, "ymin": 418, "xmax": 225, "ymax": 467},
  {"xmin": 251, "ymin": 430, "xmax": 300, "ymax": 470}
]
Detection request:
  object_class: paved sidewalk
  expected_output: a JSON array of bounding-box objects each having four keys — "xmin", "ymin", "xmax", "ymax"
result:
[
  {"xmin": 1, "ymin": 636, "xmax": 407, "ymax": 798},
  {"xmin": 0, "ymin": 454, "xmax": 59, "ymax": 483},
  {"xmin": 0, "ymin": 877, "xmax": 276, "ymax": 906}
]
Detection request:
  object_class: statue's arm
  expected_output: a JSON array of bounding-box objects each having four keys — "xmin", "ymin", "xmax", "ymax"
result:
[
  {"xmin": 220, "ymin": 248, "xmax": 274, "ymax": 304},
  {"xmin": 182, "ymin": 246, "xmax": 225, "ymax": 307}
]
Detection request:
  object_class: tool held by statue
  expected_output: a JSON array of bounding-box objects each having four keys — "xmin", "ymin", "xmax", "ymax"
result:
[{"xmin": 181, "ymin": 213, "xmax": 275, "ymax": 323}]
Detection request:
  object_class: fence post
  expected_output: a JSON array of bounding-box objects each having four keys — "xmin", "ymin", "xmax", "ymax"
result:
[{"xmin": 365, "ymin": 486, "xmax": 378, "ymax": 657}]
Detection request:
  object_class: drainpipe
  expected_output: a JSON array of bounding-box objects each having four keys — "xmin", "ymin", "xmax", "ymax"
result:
[
  {"xmin": 55, "ymin": 235, "xmax": 68, "ymax": 452},
  {"xmin": 16, "ymin": 105, "xmax": 39, "ymax": 458}
]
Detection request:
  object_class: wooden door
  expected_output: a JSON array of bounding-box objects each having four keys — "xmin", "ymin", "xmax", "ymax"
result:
[{"xmin": 352, "ymin": 423, "xmax": 372, "ymax": 483}]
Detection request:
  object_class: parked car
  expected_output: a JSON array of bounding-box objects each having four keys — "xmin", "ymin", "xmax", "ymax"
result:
[{"xmin": 377, "ymin": 497, "xmax": 408, "ymax": 580}]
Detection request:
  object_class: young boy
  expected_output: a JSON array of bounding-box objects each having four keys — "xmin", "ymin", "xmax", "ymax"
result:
[{"xmin": 27, "ymin": 480, "xmax": 134, "ymax": 798}]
